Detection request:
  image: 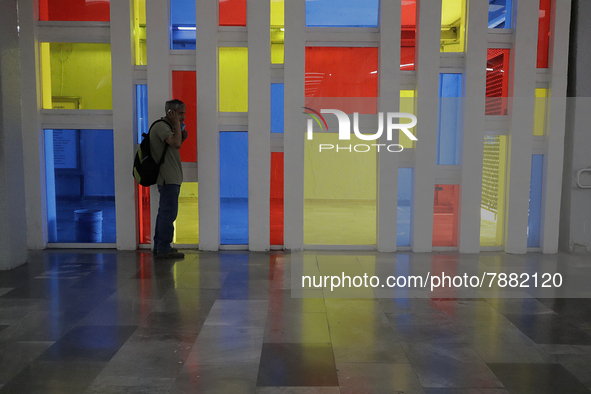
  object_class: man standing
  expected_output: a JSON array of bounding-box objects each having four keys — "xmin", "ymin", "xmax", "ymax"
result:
[{"xmin": 151, "ymin": 99, "xmax": 188, "ymax": 259}]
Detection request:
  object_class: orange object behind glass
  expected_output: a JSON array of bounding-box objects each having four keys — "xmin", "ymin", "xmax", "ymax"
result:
[
  {"xmin": 401, "ymin": 0, "xmax": 416, "ymax": 70},
  {"xmin": 432, "ymin": 185, "xmax": 459, "ymax": 247},
  {"xmin": 486, "ymin": 48, "xmax": 510, "ymax": 116},
  {"xmin": 270, "ymin": 152, "xmax": 284, "ymax": 245},
  {"xmin": 219, "ymin": 0, "xmax": 246, "ymax": 26},
  {"xmin": 172, "ymin": 71, "xmax": 197, "ymax": 163},
  {"xmin": 39, "ymin": 0, "xmax": 110, "ymax": 21}
]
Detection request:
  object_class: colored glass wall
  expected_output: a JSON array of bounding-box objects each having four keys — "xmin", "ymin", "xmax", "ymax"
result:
[
  {"xmin": 534, "ymin": 88, "xmax": 548, "ymax": 136},
  {"xmin": 527, "ymin": 155, "xmax": 544, "ymax": 247},
  {"xmin": 441, "ymin": 0, "xmax": 466, "ymax": 52},
  {"xmin": 401, "ymin": 0, "xmax": 416, "ymax": 70},
  {"xmin": 486, "ymin": 48, "xmax": 510, "ymax": 116},
  {"xmin": 271, "ymin": 84, "xmax": 284, "ymax": 133},
  {"xmin": 537, "ymin": 0, "xmax": 551, "ymax": 68},
  {"xmin": 271, "ymin": 0, "xmax": 284, "ymax": 64},
  {"xmin": 305, "ymin": 0, "xmax": 379, "ymax": 27},
  {"xmin": 175, "ymin": 183, "xmax": 199, "ymax": 244},
  {"xmin": 41, "ymin": 43, "xmax": 112, "ymax": 110},
  {"xmin": 134, "ymin": 0, "xmax": 147, "ymax": 65},
  {"xmin": 480, "ymin": 136, "xmax": 507, "ymax": 247},
  {"xmin": 304, "ymin": 134, "xmax": 377, "ymax": 245},
  {"xmin": 172, "ymin": 71, "xmax": 197, "ymax": 162},
  {"xmin": 220, "ymin": 0, "xmax": 246, "ymax": 26},
  {"xmin": 488, "ymin": 0, "xmax": 512, "ymax": 28},
  {"xmin": 437, "ymin": 74, "xmax": 463, "ymax": 165},
  {"xmin": 271, "ymin": 152, "xmax": 284, "ymax": 245},
  {"xmin": 170, "ymin": 0, "xmax": 196, "ymax": 49},
  {"xmin": 433, "ymin": 185, "xmax": 459, "ymax": 247},
  {"xmin": 305, "ymin": 47, "xmax": 378, "ymax": 114},
  {"xmin": 39, "ymin": 0, "xmax": 110, "ymax": 22},
  {"xmin": 137, "ymin": 185, "xmax": 151, "ymax": 244},
  {"xmin": 220, "ymin": 132, "xmax": 248, "ymax": 245},
  {"xmin": 45, "ymin": 129, "xmax": 116, "ymax": 243},
  {"xmin": 400, "ymin": 90, "xmax": 416, "ymax": 149},
  {"xmin": 219, "ymin": 48, "xmax": 248, "ymax": 112},
  {"xmin": 397, "ymin": 168, "xmax": 413, "ymax": 247}
]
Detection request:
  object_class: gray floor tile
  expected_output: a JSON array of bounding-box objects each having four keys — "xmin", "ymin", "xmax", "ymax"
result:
[
  {"xmin": 265, "ymin": 312, "xmax": 330, "ymax": 343},
  {"xmin": 188, "ymin": 325, "xmax": 265, "ymax": 364},
  {"xmin": 171, "ymin": 363, "xmax": 259, "ymax": 394},
  {"xmin": 337, "ymin": 362, "xmax": 425, "ymax": 394},
  {"xmin": 203, "ymin": 300, "xmax": 269, "ymax": 327}
]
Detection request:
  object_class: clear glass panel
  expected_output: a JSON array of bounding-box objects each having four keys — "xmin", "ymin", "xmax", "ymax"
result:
[
  {"xmin": 397, "ymin": 168, "xmax": 412, "ymax": 247},
  {"xmin": 174, "ymin": 182, "xmax": 199, "ymax": 244},
  {"xmin": 134, "ymin": 0, "xmax": 147, "ymax": 65},
  {"xmin": 480, "ymin": 135, "xmax": 507, "ymax": 247},
  {"xmin": 136, "ymin": 84, "xmax": 148, "ymax": 143},
  {"xmin": 39, "ymin": 0, "xmax": 110, "ymax": 21},
  {"xmin": 437, "ymin": 74, "xmax": 463, "ymax": 165},
  {"xmin": 45, "ymin": 129, "xmax": 116, "ymax": 243},
  {"xmin": 135, "ymin": 84, "xmax": 150, "ymax": 245},
  {"xmin": 486, "ymin": 48, "xmax": 511, "ymax": 115},
  {"xmin": 172, "ymin": 71, "xmax": 197, "ymax": 162},
  {"xmin": 220, "ymin": 132, "xmax": 248, "ymax": 245},
  {"xmin": 401, "ymin": 0, "xmax": 416, "ymax": 70},
  {"xmin": 533, "ymin": 88, "xmax": 548, "ymax": 136},
  {"xmin": 271, "ymin": 152, "xmax": 284, "ymax": 245},
  {"xmin": 433, "ymin": 184, "xmax": 459, "ymax": 247},
  {"xmin": 304, "ymin": 133, "xmax": 376, "ymax": 245},
  {"xmin": 271, "ymin": 0, "xmax": 284, "ymax": 64},
  {"xmin": 527, "ymin": 155, "xmax": 544, "ymax": 247},
  {"xmin": 220, "ymin": 0, "xmax": 247, "ymax": 26},
  {"xmin": 441, "ymin": 0, "xmax": 466, "ymax": 52},
  {"xmin": 219, "ymin": 48, "xmax": 248, "ymax": 112},
  {"xmin": 271, "ymin": 83, "xmax": 284, "ymax": 133},
  {"xmin": 305, "ymin": 0, "xmax": 379, "ymax": 27},
  {"xmin": 170, "ymin": 0, "xmax": 196, "ymax": 49},
  {"xmin": 41, "ymin": 43, "xmax": 112, "ymax": 110},
  {"xmin": 488, "ymin": 0, "xmax": 512, "ymax": 28}
]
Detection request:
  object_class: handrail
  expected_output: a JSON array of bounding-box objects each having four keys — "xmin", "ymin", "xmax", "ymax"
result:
[{"xmin": 576, "ymin": 168, "xmax": 591, "ymax": 189}]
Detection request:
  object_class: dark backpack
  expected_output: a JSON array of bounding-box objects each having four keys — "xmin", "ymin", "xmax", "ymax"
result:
[{"xmin": 133, "ymin": 120, "xmax": 169, "ymax": 187}]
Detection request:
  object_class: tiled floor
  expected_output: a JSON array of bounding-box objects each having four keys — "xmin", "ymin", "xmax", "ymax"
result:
[{"xmin": 0, "ymin": 250, "xmax": 590, "ymax": 393}]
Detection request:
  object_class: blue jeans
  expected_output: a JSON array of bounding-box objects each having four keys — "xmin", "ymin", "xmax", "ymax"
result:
[{"xmin": 154, "ymin": 184, "xmax": 181, "ymax": 253}]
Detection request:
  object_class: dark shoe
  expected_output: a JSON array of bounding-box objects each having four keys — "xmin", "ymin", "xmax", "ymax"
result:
[
  {"xmin": 154, "ymin": 250, "xmax": 185, "ymax": 260},
  {"xmin": 152, "ymin": 248, "xmax": 179, "ymax": 256}
]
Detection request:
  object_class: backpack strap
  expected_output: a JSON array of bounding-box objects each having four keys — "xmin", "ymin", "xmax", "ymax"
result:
[{"xmin": 147, "ymin": 119, "xmax": 170, "ymax": 165}]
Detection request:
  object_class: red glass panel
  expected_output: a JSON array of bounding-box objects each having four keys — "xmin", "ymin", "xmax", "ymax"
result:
[
  {"xmin": 305, "ymin": 47, "xmax": 378, "ymax": 114},
  {"xmin": 537, "ymin": 0, "xmax": 551, "ymax": 68},
  {"xmin": 172, "ymin": 71, "xmax": 197, "ymax": 162},
  {"xmin": 137, "ymin": 184, "xmax": 151, "ymax": 244},
  {"xmin": 39, "ymin": 0, "xmax": 110, "ymax": 22},
  {"xmin": 401, "ymin": 0, "xmax": 416, "ymax": 70},
  {"xmin": 432, "ymin": 184, "xmax": 459, "ymax": 247},
  {"xmin": 270, "ymin": 152, "xmax": 284, "ymax": 245},
  {"xmin": 219, "ymin": 0, "xmax": 247, "ymax": 26},
  {"xmin": 486, "ymin": 48, "xmax": 510, "ymax": 116}
]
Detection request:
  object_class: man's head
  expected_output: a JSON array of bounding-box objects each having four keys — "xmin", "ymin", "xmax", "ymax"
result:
[{"xmin": 165, "ymin": 99, "xmax": 186, "ymax": 123}]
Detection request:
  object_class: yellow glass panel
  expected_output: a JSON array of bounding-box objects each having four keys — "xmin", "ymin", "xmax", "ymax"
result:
[
  {"xmin": 480, "ymin": 135, "xmax": 507, "ymax": 247},
  {"xmin": 219, "ymin": 47, "xmax": 248, "ymax": 112},
  {"xmin": 533, "ymin": 88, "xmax": 548, "ymax": 136},
  {"xmin": 174, "ymin": 182, "xmax": 199, "ymax": 244},
  {"xmin": 304, "ymin": 133, "xmax": 376, "ymax": 245},
  {"xmin": 271, "ymin": 0, "xmax": 284, "ymax": 64},
  {"xmin": 400, "ymin": 90, "xmax": 416, "ymax": 149},
  {"xmin": 134, "ymin": 0, "xmax": 147, "ymax": 65},
  {"xmin": 41, "ymin": 43, "xmax": 112, "ymax": 110},
  {"xmin": 441, "ymin": 0, "xmax": 466, "ymax": 53}
]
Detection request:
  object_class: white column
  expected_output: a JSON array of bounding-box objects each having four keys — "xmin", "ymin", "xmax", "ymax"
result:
[
  {"xmin": 111, "ymin": 0, "xmax": 137, "ymax": 250},
  {"xmin": 458, "ymin": 0, "xmax": 488, "ymax": 252},
  {"xmin": 0, "ymin": 0, "xmax": 28, "ymax": 269},
  {"xmin": 412, "ymin": 0, "xmax": 442, "ymax": 252},
  {"xmin": 18, "ymin": 0, "xmax": 46, "ymax": 250},
  {"xmin": 504, "ymin": 0, "xmax": 539, "ymax": 253},
  {"xmin": 196, "ymin": 0, "xmax": 220, "ymax": 251},
  {"xmin": 542, "ymin": 0, "xmax": 571, "ymax": 253},
  {"xmin": 248, "ymin": 0, "xmax": 271, "ymax": 251},
  {"xmin": 283, "ymin": 0, "xmax": 306, "ymax": 251},
  {"xmin": 145, "ymin": 0, "xmax": 171, "ymax": 245},
  {"xmin": 377, "ymin": 0, "xmax": 401, "ymax": 252}
]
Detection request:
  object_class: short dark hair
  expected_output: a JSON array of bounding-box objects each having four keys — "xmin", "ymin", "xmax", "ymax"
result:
[{"xmin": 165, "ymin": 99, "xmax": 185, "ymax": 113}]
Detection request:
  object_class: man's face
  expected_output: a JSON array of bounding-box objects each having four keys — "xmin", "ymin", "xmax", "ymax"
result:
[{"xmin": 176, "ymin": 105, "xmax": 186, "ymax": 123}]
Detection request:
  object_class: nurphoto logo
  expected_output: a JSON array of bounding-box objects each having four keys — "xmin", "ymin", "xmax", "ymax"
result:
[{"xmin": 304, "ymin": 108, "xmax": 417, "ymax": 153}]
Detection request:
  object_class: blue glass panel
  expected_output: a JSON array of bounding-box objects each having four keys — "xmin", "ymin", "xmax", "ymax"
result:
[
  {"xmin": 220, "ymin": 132, "xmax": 248, "ymax": 244},
  {"xmin": 437, "ymin": 73, "xmax": 463, "ymax": 165},
  {"xmin": 488, "ymin": 0, "xmax": 512, "ymax": 29},
  {"xmin": 306, "ymin": 0, "xmax": 379, "ymax": 27},
  {"xmin": 136, "ymin": 84, "xmax": 148, "ymax": 143},
  {"xmin": 45, "ymin": 129, "xmax": 116, "ymax": 243},
  {"xmin": 527, "ymin": 154, "xmax": 543, "ymax": 247},
  {"xmin": 170, "ymin": 0, "xmax": 196, "ymax": 49},
  {"xmin": 271, "ymin": 83, "xmax": 284, "ymax": 133},
  {"xmin": 397, "ymin": 168, "xmax": 412, "ymax": 247}
]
